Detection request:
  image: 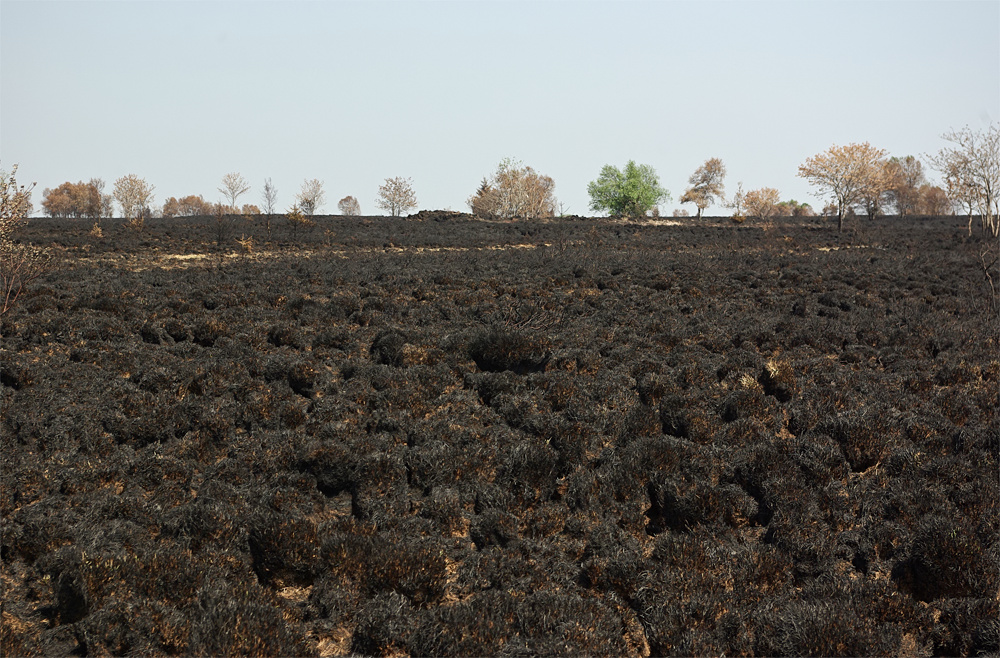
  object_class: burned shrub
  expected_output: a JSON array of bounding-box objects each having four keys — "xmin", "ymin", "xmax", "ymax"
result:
[
  {"xmin": 418, "ymin": 487, "xmax": 466, "ymax": 535},
  {"xmin": 754, "ymin": 599, "xmax": 900, "ymax": 657},
  {"xmin": 0, "ymin": 359, "xmax": 32, "ymax": 390},
  {"xmin": 370, "ymin": 328, "xmax": 406, "ymax": 367},
  {"xmin": 192, "ymin": 317, "xmax": 228, "ymax": 347},
  {"xmin": 313, "ymin": 326, "xmax": 351, "ymax": 351},
  {"xmin": 266, "ymin": 322, "xmax": 305, "ymax": 349},
  {"xmin": 287, "ymin": 360, "xmax": 318, "ymax": 397},
  {"xmin": 931, "ymin": 598, "xmax": 1000, "ymax": 657},
  {"xmin": 468, "ymin": 327, "xmax": 550, "ymax": 374},
  {"xmin": 470, "ymin": 508, "xmax": 520, "ymax": 549},
  {"xmin": 248, "ymin": 512, "xmax": 321, "ymax": 586},
  {"xmin": 321, "ymin": 533, "xmax": 447, "ymax": 606},
  {"xmin": 189, "ymin": 580, "xmax": 307, "ymax": 657},
  {"xmin": 720, "ymin": 387, "xmax": 780, "ymax": 426},
  {"xmin": 760, "ymin": 358, "xmax": 799, "ymax": 402},
  {"xmin": 820, "ymin": 405, "xmax": 904, "ymax": 472},
  {"xmin": 352, "ymin": 451, "xmax": 409, "ymax": 525},
  {"xmin": 892, "ymin": 513, "xmax": 998, "ymax": 601}
]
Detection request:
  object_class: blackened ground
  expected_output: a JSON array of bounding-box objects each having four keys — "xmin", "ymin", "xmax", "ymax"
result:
[{"xmin": 2, "ymin": 213, "xmax": 997, "ymax": 657}]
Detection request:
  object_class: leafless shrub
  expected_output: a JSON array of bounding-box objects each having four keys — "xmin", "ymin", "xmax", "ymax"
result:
[{"xmin": 1, "ymin": 164, "xmax": 51, "ymax": 317}]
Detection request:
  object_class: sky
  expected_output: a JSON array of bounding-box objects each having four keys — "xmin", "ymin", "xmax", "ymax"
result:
[{"xmin": 2, "ymin": 0, "xmax": 998, "ymax": 217}]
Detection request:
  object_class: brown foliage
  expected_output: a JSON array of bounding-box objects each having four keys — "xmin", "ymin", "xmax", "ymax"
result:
[
  {"xmin": 41, "ymin": 181, "xmax": 103, "ymax": 219},
  {"xmin": 162, "ymin": 195, "xmax": 214, "ymax": 217},
  {"xmin": 743, "ymin": 187, "xmax": 781, "ymax": 221},
  {"xmin": 680, "ymin": 158, "xmax": 726, "ymax": 219},
  {"xmin": 798, "ymin": 142, "xmax": 889, "ymax": 231},
  {"xmin": 885, "ymin": 156, "xmax": 926, "ymax": 217},
  {"xmin": 917, "ymin": 184, "xmax": 950, "ymax": 215},
  {"xmin": 338, "ymin": 196, "xmax": 361, "ymax": 216}
]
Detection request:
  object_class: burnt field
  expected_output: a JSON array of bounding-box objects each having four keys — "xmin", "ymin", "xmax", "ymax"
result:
[{"xmin": 2, "ymin": 213, "xmax": 998, "ymax": 657}]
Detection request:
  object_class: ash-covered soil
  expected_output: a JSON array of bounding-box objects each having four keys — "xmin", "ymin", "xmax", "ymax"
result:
[{"xmin": 2, "ymin": 214, "xmax": 997, "ymax": 656}]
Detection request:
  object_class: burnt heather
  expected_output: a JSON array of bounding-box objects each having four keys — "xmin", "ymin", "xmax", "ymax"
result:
[{"xmin": 2, "ymin": 214, "xmax": 997, "ymax": 656}]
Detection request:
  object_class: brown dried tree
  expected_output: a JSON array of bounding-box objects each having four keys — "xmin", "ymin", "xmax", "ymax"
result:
[
  {"xmin": 338, "ymin": 196, "xmax": 361, "ymax": 216},
  {"xmin": 885, "ymin": 156, "xmax": 926, "ymax": 218},
  {"xmin": 41, "ymin": 181, "xmax": 103, "ymax": 219},
  {"xmin": 798, "ymin": 142, "xmax": 889, "ymax": 231},
  {"xmin": 743, "ymin": 187, "xmax": 781, "ymax": 221},
  {"xmin": 680, "ymin": 158, "xmax": 726, "ymax": 219}
]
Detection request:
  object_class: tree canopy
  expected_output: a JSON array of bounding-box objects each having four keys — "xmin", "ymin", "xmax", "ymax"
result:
[{"xmin": 587, "ymin": 161, "xmax": 669, "ymax": 219}]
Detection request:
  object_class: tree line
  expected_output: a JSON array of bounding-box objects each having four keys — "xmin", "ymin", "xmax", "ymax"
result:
[{"xmin": 21, "ymin": 124, "xmax": 1000, "ymax": 236}]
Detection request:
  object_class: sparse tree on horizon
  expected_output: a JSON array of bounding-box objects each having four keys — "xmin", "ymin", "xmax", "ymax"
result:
[
  {"xmin": 680, "ymin": 158, "xmax": 726, "ymax": 219},
  {"xmin": 725, "ymin": 182, "xmax": 746, "ymax": 220},
  {"xmin": 219, "ymin": 172, "xmax": 250, "ymax": 212},
  {"xmin": 775, "ymin": 199, "xmax": 814, "ymax": 217},
  {"xmin": 468, "ymin": 158, "xmax": 557, "ymax": 220},
  {"xmin": 587, "ymin": 161, "xmax": 669, "ymax": 219},
  {"xmin": 376, "ymin": 177, "xmax": 418, "ymax": 217},
  {"xmin": 296, "ymin": 179, "xmax": 325, "ymax": 216},
  {"xmin": 338, "ymin": 196, "xmax": 361, "ymax": 216},
  {"xmin": 798, "ymin": 142, "xmax": 889, "ymax": 232},
  {"xmin": 261, "ymin": 178, "xmax": 278, "ymax": 241},
  {"xmin": 928, "ymin": 124, "xmax": 999, "ymax": 236},
  {"xmin": 162, "ymin": 194, "xmax": 214, "ymax": 217},
  {"xmin": 41, "ymin": 181, "xmax": 102, "ymax": 219},
  {"xmin": 918, "ymin": 184, "xmax": 951, "ymax": 215},
  {"xmin": 885, "ymin": 156, "xmax": 926, "ymax": 218},
  {"xmin": 113, "ymin": 174, "xmax": 155, "ymax": 229},
  {"xmin": 742, "ymin": 187, "xmax": 781, "ymax": 221}
]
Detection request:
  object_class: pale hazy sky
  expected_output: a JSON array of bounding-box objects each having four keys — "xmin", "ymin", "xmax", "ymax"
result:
[{"xmin": 2, "ymin": 0, "xmax": 998, "ymax": 217}]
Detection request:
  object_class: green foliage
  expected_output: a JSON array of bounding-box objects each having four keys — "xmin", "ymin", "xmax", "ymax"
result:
[{"xmin": 587, "ymin": 161, "xmax": 669, "ymax": 218}]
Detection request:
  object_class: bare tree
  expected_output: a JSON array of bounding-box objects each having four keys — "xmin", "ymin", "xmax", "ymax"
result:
[
  {"xmin": 113, "ymin": 174, "xmax": 155, "ymax": 229},
  {"xmin": 376, "ymin": 177, "xmax": 418, "ymax": 217},
  {"xmin": 261, "ymin": 178, "xmax": 278, "ymax": 242},
  {"xmin": 725, "ymin": 181, "xmax": 747, "ymax": 220},
  {"xmin": 468, "ymin": 158, "xmax": 556, "ymax": 219},
  {"xmin": 296, "ymin": 179, "xmax": 325, "ymax": 216},
  {"xmin": 680, "ymin": 158, "xmax": 726, "ymax": 219},
  {"xmin": 928, "ymin": 124, "xmax": 999, "ymax": 236},
  {"xmin": 798, "ymin": 142, "xmax": 889, "ymax": 232},
  {"xmin": 219, "ymin": 172, "xmax": 250, "ymax": 212},
  {"xmin": 338, "ymin": 196, "xmax": 361, "ymax": 216},
  {"xmin": 1, "ymin": 164, "xmax": 50, "ymax": 316}
]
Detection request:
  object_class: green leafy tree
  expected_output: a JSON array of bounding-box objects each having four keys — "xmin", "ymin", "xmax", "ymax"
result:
[{"xmin": 587, "ymin": 160, "xmax": 670, "ymax": 218}]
